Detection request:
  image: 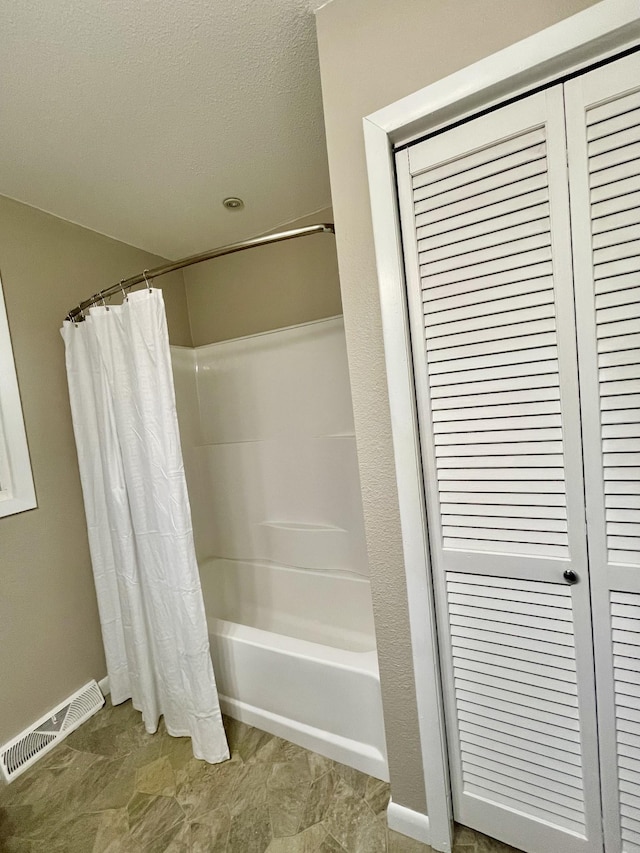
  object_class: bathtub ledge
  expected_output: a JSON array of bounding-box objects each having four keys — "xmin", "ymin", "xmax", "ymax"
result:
[{"xmin": 218, "ymin": 692, "xmax": 389, "ymax": 782}]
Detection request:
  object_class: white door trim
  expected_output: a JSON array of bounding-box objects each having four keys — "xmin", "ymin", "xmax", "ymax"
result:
[
  {"xmin": 363, "ymin": 2, "xmax": 640, "ymax": 850},
  {"xmin": 366, "ymin": 0, "xmax": 640, "ymax": 148}
]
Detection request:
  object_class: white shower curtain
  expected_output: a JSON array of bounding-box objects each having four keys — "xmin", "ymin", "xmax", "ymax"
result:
[{"xmin": 60, "ymin": 288, "xmax": 229, "ymax": 764}]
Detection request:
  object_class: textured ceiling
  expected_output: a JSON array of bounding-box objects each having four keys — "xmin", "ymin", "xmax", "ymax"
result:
[{"xmin": 0, "ymin": 0, "xmax": 332, "ymax": 258}]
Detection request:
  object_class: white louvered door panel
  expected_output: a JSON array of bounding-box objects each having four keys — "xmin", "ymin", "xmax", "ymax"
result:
[
  {"xmin": 566, "ymin": 52, "xmax": 640, "ymax": 853},
  {"xmin": 397, "ymin": 88, "xmax": 602, "ymax": 853}
]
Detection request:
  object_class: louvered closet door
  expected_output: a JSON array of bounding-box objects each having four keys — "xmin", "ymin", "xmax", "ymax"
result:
[
  {"xmin": 566, "ymin": 51, "xmax": 640, "ymax": 853},
  {"xmin": 396, "ymin": 88, "xmax": 602, "ymax": 853}
]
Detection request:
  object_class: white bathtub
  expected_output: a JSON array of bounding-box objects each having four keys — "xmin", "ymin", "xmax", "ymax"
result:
[{"xmin": 200, "ymin": 558, "xmax": 389, "ymax": 780}]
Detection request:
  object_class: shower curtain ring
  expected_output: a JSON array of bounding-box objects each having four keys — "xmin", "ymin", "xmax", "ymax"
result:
[
  {"xmin": 119, "ymin": 279, "xmax": 128, "ymax": 302},
  {"xmin": 142, "ymin": 270, "xmax": 152, "ymax": 292},
  {"xmin": 99, "ymin": 290, "xmax": 109, "ymax": 310}
]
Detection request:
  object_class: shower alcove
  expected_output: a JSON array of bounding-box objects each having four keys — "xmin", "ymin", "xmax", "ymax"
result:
[{"xmin": 171, "ymin": 314, "xmax": 388, "ymax": 779}]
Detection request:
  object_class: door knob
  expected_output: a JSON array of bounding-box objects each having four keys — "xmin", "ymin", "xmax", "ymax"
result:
[{"xmin": 563, "ymin": 570, "xmax": 578, "ymax": 585}]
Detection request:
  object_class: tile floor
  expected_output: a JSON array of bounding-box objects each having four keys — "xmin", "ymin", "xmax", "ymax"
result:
[{"xmin": 0, "ymin": 698, "xmax": 522, "ymax": 853}]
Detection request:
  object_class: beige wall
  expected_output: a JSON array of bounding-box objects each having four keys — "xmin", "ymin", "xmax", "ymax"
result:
[
  {"xmin": 316, "ymin": 0, "xmax": 600, "ymax": 815},
  {"xmin": 184, "ymin": 208, "xmax": 341, "ymax": 346},
  {"xmin": 0, "ymin": 194, "xmax": 191, "ymax": 745}
]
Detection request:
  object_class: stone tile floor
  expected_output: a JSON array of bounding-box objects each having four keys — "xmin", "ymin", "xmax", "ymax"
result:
[{"xmin": 0, "ymin": 698, "xmax": 522, "ymax": 852}]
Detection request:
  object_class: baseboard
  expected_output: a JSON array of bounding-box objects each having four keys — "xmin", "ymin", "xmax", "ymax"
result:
[
  {"xmin": 98, "ymin": 676, "xmax": 110, "ymax": 696},
  {"xmin": 387, "ymin": 798, "xmax": 431, "ymax": 845}
]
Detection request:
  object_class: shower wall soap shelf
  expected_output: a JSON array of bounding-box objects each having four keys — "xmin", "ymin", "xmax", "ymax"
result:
[{"xmin": 260, "ymin": 520, "xmax": 349, "ymax": 571}]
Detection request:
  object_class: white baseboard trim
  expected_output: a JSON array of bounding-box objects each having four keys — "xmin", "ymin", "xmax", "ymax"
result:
[
  {"xmin": 387, "ymin": 798, "xmax": 431, "ymax": 845},
  {"xmin": 98, "ymin": 676, "xmax": 110, "ymax": 696}
]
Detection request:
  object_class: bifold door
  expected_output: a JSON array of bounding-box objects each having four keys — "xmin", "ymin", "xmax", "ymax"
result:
[
  {"xmin": 566, "ymin": 51, "xmax": 640, "ymax": 853},
  {"xmin": 396, "ymin": 87, "xmax": 603, "ymax": 853}
]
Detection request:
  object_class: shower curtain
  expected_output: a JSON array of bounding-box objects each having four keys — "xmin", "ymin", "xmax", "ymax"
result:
[{"xmin": 60, "ymin": 288, "xmax": 229, "ymax": 764}]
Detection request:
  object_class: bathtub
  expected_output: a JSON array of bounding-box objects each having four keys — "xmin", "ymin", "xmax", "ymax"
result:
[{"xmin": 199, "ymin": 557, "xmax": 389, "ymax": 780}]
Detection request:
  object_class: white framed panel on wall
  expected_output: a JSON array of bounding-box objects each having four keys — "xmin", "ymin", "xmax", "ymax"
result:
[{"xmin": 0, "ymin": 274, "xmax": 36, "ymax": 517}]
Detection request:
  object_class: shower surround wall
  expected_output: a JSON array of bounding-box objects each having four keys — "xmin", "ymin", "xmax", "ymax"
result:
[{"xmin": 172, "ymin": 316, "xmax": 387, "ymax": 778}]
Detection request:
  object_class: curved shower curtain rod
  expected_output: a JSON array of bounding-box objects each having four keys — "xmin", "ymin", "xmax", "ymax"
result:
[{"xmin": 65, "ymin": 222, "xmax": 336, "ymax": 322}]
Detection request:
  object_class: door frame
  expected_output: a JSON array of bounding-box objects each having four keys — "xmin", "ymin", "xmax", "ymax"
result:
[{"xmin": 363, "ymin": 2, "xmax": 640, "ymax": 850}]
